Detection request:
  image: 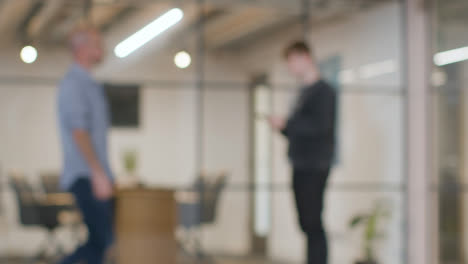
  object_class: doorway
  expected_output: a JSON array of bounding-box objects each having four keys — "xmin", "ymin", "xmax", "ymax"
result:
[{"xmin": 249, "ymin": 75, "xmax": 273, "ymax": 255}]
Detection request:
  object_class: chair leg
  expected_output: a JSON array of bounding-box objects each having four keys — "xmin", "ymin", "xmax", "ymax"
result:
[
  {"xmin": 178, "ymin": 231, "xmax": 192, "ymax": 257},
  {"xmin": 177, "ymin": 227, "xmax": 216, "ymax": 264},
  {"xmin": 71, "ymin": 222, "xmax": 83, "ymax": 245},
  {"xmin": 27, "ymin": 241, "xmax": 49, "ymax": 264},
  {"xmin": 192, "ymin": 229, "xmax": 215, "ymax": 264},
  {"xmin": 48, "ymin": 230, "xmax": 66, "ymax": 260},
  {"xmin": 27, "ymin": 231, "xmax": 63, "ymax": 264}
]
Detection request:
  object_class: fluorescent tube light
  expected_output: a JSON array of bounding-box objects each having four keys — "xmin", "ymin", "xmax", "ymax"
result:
[
  {"xmin": 339, "ymin": 69, "xmax": 355, "ymax": 84},
  {"xmin": 359, "ymin": 59, "xmax": 396, "ymax": 79},
  {"xmin": 434, "ymin": 46, "xmax": 468, "ymax": 66},
  {"xmin": 114, "ymin": 8, "xmax": 184, "ymax": 58}
]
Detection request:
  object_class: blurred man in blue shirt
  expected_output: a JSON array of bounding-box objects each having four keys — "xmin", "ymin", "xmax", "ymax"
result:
[{"xmin": 57, "ymin": 25, "xmax": 114, "ymax": 264}]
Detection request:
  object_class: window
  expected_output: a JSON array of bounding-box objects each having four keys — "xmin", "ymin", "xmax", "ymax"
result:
[{"xmin": 104, "ymin": 83, "xmax": 140, "ymax": 128}]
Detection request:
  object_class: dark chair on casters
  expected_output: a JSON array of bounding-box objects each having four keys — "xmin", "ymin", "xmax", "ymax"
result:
[
  {"xmin": 40, "ymin": 173, "xmax": 83, "ymax": 246},
  {"xmin": 177, "ymin": 172, "xmax": 228, "ymax": 263},
  {"xmin": 10, "ymin": 173, "xmax": 77, "ymax": 263}
]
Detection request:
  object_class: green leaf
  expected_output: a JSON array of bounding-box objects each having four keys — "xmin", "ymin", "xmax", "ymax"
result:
[{"xmin": 349, "ymin": 216, "xmax": 365, "ymax": 228}]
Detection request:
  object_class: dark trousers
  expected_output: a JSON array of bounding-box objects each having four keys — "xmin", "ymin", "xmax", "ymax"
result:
[
  {"xmin": 58, "ymin": 178, "xmax": 114, "ymax": 264},
  {"xmin": 293, "ymin": 168, "xmax": 329, "ymax": 264}
]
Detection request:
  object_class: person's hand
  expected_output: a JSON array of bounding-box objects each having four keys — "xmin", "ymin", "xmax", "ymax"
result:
[
  {"xmin": 91, "ymin": 168, "xmax": 113, "ymax": 201},
  {"xmin": 269, "ymin": 116, "xmax": 286, "ymax": 131}
]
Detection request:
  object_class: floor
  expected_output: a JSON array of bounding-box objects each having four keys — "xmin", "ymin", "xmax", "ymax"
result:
[{"xmin": 0, "ymin": 255, "xmax": 284, "ymax": 264}]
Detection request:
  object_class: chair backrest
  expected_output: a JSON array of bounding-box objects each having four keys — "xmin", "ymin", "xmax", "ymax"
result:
[
  {"xmin": 197, "ymin": 173, "xmax": 227, "ymax": 224},
  {"xmin": 9, "ymin": 173, "xmax": 41, "ymax": 226},
  {"xmin": 40, "ymin": 173, "xmax": 61, "ymax": 194}
]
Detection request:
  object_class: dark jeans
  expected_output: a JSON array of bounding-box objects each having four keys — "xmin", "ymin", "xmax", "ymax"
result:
[
  {"xmin": 58, "ymin": 178, "xmax": 114, "ymax": 264},
  {"xmin": 293, "ymin": 168, "xmax": 329, "ymax": 264}
]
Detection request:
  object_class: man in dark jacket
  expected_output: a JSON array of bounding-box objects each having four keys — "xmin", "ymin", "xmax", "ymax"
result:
[{"xmin": 270, "ymin": 41, "xmax": 336, "ymax": 264}]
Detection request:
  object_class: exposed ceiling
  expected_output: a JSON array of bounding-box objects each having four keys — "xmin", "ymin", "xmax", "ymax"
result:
[
  {"xmin": 0, "ymin": 0, "xmax": 392, "ymax": 50},
  {"xmin": 438, "ymin": 0, "xmax": 468, "ymax": 23}
]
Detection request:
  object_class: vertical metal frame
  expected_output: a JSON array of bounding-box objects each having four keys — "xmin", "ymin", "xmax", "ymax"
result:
[
  {"xmin": 405, "ymin": 0, "xmax": 432, "ymax": 264},
  {"xmin": 195, "ymin": 0, "xmax": 205, "ymax": 174}
]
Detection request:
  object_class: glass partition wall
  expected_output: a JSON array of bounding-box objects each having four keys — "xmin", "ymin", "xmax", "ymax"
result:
[
  {"xmin": 0, "ymin": 0, "xmax": 407, "ymax": 263},
  {"xmin": 431, "ymin": 0, "xmax": 468, "ymax": 263}
]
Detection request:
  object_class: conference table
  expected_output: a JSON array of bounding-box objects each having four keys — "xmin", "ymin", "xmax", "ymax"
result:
[{"xmin": 115, "ymin": 186, "xmax": 178, "ymax": 264}]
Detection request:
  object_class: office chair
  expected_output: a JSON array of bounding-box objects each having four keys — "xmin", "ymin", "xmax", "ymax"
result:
[
  {"xmin": 10, "ymin": 173, "xmax": 77, "ymax": 263},
  {"xmin": 40, "ymin": 173, "xmax": 83, "ymax": 244},
  {"xmin": 176, "ymin": 172, "xmax": 228, "ymax": 263}
]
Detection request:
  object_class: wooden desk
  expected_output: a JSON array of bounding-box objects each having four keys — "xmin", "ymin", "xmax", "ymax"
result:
[{"xmin": 115, "ymin": 187, "xmax": 177, "ymax": 264}]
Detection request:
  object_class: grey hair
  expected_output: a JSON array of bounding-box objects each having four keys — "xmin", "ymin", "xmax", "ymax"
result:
[{"xmin": 68, "ymin": 25, "xmax": 98, "ymax": 52}]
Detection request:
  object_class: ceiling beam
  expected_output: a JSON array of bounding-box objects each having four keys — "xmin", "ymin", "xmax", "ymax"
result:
[
  {"xmin": 0, "ymin": 0, "xmax": 35, "ymax": 42},
  {"xmin": 51, "ymin": 0, "xmax": 303, "ymax": 13},
  {"xmin": 26, "ymin": 0, "xmax": 65, "ymax": 41},
  {"xmin": 204, "ymin": 7, "xmax": 288, "ymax": 49}
]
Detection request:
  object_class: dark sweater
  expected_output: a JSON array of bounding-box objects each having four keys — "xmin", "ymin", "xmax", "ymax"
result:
[{"xmin": 282, "ymin": 80, "xmax": 337, "ymax": 171}]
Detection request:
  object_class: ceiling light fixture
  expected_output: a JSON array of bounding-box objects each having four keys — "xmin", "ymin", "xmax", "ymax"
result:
[
  {"xmin": 174, "ymin": 51, "xmax": 191, "ymax": 69},
  {"xmin": 20, "ymin": 46, "xmax": 38, "ymax": 64},
  {"xmin": 114, "ymin": 8, "xmax": 184, "ymax": 58},
  {"xmin": 434, "ymin": 46, "xmax": 468, "ymax": 66}
]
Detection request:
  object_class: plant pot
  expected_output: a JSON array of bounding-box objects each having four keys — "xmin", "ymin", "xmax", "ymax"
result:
[
  {"xmin": 118, "ymin": 173, "xmax": 139, "ymax": 188},
  {"xmin": 355, "ymin": 261, "xmax": 377, "ymax": 264}
]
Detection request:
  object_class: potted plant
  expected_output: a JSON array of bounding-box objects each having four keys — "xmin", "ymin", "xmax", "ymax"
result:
[
  {"xmin": 349, "ymin": 201, "xmax": 391, "ymax": 264},
  {"xmin": 122, "ymin": 150, "xmax": 138, "ymax": 186}
]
